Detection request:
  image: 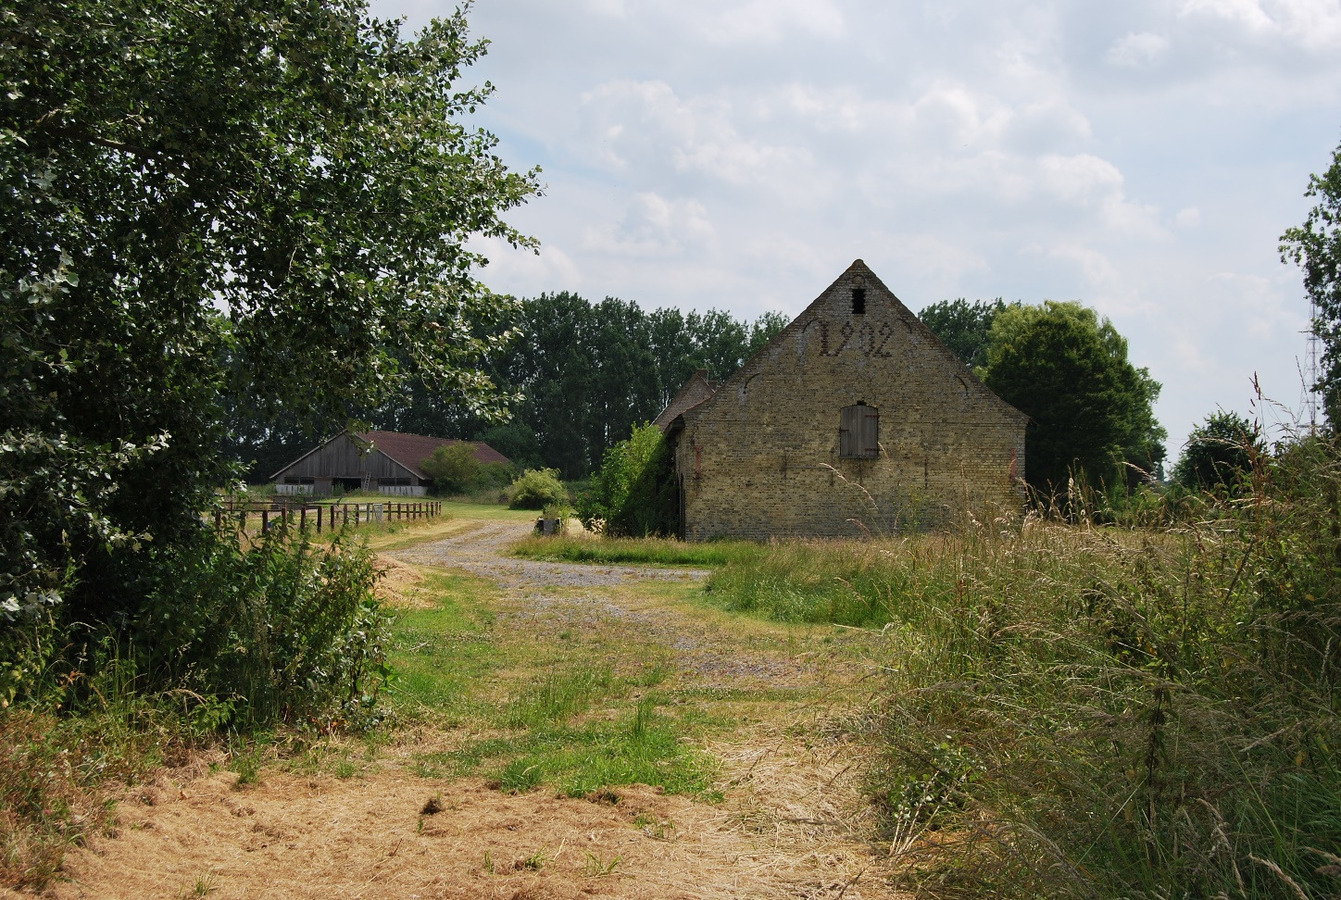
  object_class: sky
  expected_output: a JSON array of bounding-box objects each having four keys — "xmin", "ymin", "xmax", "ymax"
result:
[{"xmin": 369, "ymin": 0, "xmax": 1341, "ymax": 460}]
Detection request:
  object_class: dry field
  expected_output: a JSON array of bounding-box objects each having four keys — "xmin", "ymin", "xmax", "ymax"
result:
[{"xmin": 11, "ymin": 514, "xmax": 910, "ymax": 900}]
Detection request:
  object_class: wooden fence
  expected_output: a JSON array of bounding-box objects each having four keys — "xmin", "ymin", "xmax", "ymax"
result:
[{"xmin": 216, "ymin": 498, "xmax": 443, "ymax": 535}]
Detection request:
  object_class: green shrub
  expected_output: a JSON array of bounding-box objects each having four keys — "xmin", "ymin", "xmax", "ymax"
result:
[
  {"xmin": 507, "ymin": 468, "xmax": 567, "ymax": 510},
  {"xmin": 578, "ymin": 424, "xmax": 676, "ymax": 536},
  {"xmin": 142, "ymin": 524, "xmax": 391, "ymax": 729},
  {"xmin": 420, "ymin": 443, "xmax": 482, "ymax": 495},
  {"xmin": 418, "ymin": 444, "xmax": 517, "ymax": 497}
]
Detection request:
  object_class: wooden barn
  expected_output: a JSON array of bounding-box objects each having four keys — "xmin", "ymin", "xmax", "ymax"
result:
[{"xmin": 271, "ymin": 430, "xmax": 510, "ymax": 497}]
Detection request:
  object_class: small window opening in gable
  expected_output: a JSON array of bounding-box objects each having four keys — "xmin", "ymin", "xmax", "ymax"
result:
[
  {"xmin": 839, "ymin": 402, "xmax": 879, "ymax": 458},
  {"xmin": 851, "ymin": 287, "xmax": 866, "ymax": 315}
]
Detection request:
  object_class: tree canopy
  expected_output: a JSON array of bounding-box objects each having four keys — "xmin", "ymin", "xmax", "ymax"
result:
[
  {"xmin": 225, "ymin": 294, "xmax": 788, "ymax": 482},
  {"xmin": 918, "ymin": 298, "xmax": 1016, "ymax": 369},
  {"xmin": 1172, "ymin": 411, "xmax": 1261, "ymax": 490},
  {"xmin": 981, "ymin": 301, "xmax": 1165, "ymax": 494},
  {"xmin": 1281, "ymin": 136, "xmax": 1341, "ymax": 426},
  {"xmin": 499, "ymin": 298, "xmax": 785, "ymax": 478},
  {"xmin": 1, "ymin": 0, "xmax": 538, "ymax": 689}
]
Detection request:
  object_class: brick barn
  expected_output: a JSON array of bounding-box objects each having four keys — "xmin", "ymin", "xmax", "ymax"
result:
[
  {"xmin": 659, "ymin": 260, "xmax": 1028, "ymax": 540},
  {"xmin": 271, "ymin": 430, "xmax": 510, "ymax": 497}
]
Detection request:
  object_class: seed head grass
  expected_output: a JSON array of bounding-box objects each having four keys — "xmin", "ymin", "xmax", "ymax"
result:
[{"xmin": 691, "ymin": 437, "xmax": 1341, "ymax": 899}]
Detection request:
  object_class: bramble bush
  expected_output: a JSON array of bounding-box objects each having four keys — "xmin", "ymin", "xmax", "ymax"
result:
[
  {"xmin": 144, "ymin": 524, "xmax": 391, "ymax": 729},
  {"xmin": 2, "ymin": 522, "xmax": 390, "ymax": 730}
]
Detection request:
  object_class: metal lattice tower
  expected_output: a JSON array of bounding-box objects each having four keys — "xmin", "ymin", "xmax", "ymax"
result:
[{"xmin": 1305, "ymin": 294, "xmax": 1320, "ymax": 431}]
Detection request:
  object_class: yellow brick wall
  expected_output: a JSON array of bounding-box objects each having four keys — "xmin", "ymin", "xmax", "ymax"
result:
[{"xmin": 673, "ymin": 261, "xmax": 1027, "ymax": 540}]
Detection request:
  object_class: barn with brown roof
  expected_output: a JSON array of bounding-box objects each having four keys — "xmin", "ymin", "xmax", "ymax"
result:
[{"xmin": 271, "ymin": 430, "xmax": 511, "ymax": 497}]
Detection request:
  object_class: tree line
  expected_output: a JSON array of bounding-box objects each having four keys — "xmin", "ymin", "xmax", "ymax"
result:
[
  {"xmin": 238, "ymin": 287, "xmax": 1181, "ymax": 502},
  {"xmin": 227, "ymin": 296, "xmax": 787, "ymax": 481}
]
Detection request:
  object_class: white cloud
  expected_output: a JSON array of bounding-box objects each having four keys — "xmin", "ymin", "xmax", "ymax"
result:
[
  {"xmin": 703, "ymin": 0, "xmax": 845, "ymax": 44},
  {"xmin": 1036, "ymin": 153, "xmax": 1124, "ymax": 203},
  {"xmin": 885, "ymin": 233, "xmax": 990, "ymax": 286},
  {"xmin": 907, "ymin": 83, "xmax": 1014, "ymax": 150},
  {"xmin": 1182, "ymin": 0, "xmax": 1275, "ymax": 32},
  {"xmin": 1002, "ymin": 99, "xmax": 1093, "ymax": 151},
  {"xmin": 1206, "ymin": 271, "xmax": 1301, "ymax": 340},
  {"xmin": 468, "ymin": 236, "xmax": 583, "ymax": 298},
  {"xmin": 583, "ymin": 0, "xmax": 626, "ymax": 16},
  {"xmin": 578, "ymin": 80, "xmax": 695, "ymax": 171},
  {"xmin": 1036, "ymin": 154, "xmax": 1164, "ymax": 237},
  {"xmin": 778, "ymin": 84, "xmax": 891, "ymax": 134},
  {"xmin": 579, "ymin": 79, "xmax": 816, "ymax": 189},
  {"xmin": 1180, "ymin": 0, "xmax": 1341, "ymax": 49},
  {"xmin": 1174, "ymin": 207, "xmax": 1201, "ymax": 228},
  {"xmin": 1106, "ymin": 31, "xmax": 1171, "ymax": 68},
  {"xmin": 1039, "ymin": 242, "xmax": 1121, "ymax": 291},
  {"xmin": 672, "ymin": 138, "xmax": 813, "ymax": 186},
  {"xmin": 581, "ymin": 192, "xmax": 716, "ymax": 258}
]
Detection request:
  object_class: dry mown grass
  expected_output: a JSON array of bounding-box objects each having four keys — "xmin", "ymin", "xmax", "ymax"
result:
[{"xmin": 10, "ymin": 515, "xmax": 913, "ymax": 899}]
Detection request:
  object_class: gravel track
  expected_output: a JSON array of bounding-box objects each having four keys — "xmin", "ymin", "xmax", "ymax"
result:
[{"xmin": 386, "ymin": 521, "xmax": 823, "ymax": 687}]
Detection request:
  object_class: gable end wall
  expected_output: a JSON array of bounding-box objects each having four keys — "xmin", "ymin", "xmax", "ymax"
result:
[{"xmin": 674, "ymin": 262, "xmax": 1026, "ymax": 540}]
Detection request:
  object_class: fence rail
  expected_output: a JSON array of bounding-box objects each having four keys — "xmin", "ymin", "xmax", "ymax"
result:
[{"xmin": 216, "ymin": 498, "xmax": 443, "ymax": 534}]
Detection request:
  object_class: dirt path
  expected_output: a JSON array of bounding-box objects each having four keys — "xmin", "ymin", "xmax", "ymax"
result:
[{"xmin": 29, "ymin": 520, "xmax": 907, "ymax": 900}]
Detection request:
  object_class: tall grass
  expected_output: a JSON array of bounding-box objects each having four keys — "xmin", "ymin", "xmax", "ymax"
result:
[
  {"xmin": 0, "ymin": 654, "xmax": 168, "ymax": 889},
  {"xmin": 706, "ymin": 436, "xmax": 1341, "ymax": 898}
]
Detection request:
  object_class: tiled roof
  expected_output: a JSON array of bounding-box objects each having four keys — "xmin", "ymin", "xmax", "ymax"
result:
[
  {"xmin": 357, "ymin": 431, "xmax": 510, "ymax": 478},
  {"xmin": 653, "ymin": 370, "xmax": 717, "ymax": 431}
]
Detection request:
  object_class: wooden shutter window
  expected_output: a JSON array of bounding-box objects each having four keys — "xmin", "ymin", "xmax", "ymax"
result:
[{"xmin": 839, "ymin": 403, "xmax": 878, "ymax": 458}]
